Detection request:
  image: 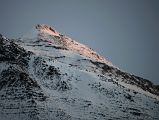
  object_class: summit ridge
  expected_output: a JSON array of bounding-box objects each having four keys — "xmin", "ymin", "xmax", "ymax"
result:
[{"xmin": 21, "ymin": 24, "xmax": 112, "ymax": 65}]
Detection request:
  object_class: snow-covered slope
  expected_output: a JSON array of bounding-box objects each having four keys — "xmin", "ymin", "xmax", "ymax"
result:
[{"xmin": 0, "ymin": 25, "xmax": 159, "ymax": 120}]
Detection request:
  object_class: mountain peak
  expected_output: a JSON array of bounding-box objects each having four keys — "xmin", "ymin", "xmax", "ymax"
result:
[
  {"xmin": 21, "ymin": 24, "xmax": 112, "ymax": 65},
  {"xmin": 35, "ymin": 24, "xmax": 60, "ymax": 37}
]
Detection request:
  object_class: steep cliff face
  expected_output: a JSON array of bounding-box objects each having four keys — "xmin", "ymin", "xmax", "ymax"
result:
[{"xmin": 0, "ymin": 25, "xmax": 159, "ymax": 120}]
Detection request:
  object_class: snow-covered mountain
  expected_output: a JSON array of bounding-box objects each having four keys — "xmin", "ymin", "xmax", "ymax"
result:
[{"xmin": 0, "ymin": 24, "xmax": 159, "ymax": 120}]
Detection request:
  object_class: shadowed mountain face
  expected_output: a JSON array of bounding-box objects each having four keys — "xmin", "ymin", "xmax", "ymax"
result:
[{"xmin": 0, "ymin": 25, "xmax": 159, "ymax": 120}]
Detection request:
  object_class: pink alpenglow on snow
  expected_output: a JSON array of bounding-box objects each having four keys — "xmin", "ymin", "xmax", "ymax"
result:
[{"xmin": 35, "ymin": 24, "xmax": 112, "ymax": 65}]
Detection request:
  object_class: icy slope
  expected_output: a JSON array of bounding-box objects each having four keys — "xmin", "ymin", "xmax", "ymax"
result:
[{"xmin": 0, "ymin": 25, "xmax": 159, "ymax": 120}]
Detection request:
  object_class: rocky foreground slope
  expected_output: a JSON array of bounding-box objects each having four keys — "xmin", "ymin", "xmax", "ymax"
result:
[{"xmin": 0, "ymin": 24, "xmax": 159, "ymax": 120}]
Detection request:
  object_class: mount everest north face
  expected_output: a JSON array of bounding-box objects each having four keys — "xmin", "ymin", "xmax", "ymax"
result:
[{"xmin": 0, "ymin": 24, "xmax": 159, "ymax": 120}]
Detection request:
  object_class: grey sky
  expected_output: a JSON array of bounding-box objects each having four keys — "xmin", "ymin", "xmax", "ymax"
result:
[{"xmin": 0, "ymin": 0, "xmax": 159, "ymax": 84}]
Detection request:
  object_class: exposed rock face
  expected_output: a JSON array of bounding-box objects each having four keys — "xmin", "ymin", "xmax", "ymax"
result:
[{"xmin": 0, "ymin": 25, "xmax": 159, "ymax": 120}]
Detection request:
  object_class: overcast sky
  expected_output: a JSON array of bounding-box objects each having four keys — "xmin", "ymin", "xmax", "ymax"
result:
[{"xmin": 0, "ymin": 0, "xmax": 159, "ymax": 84}]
